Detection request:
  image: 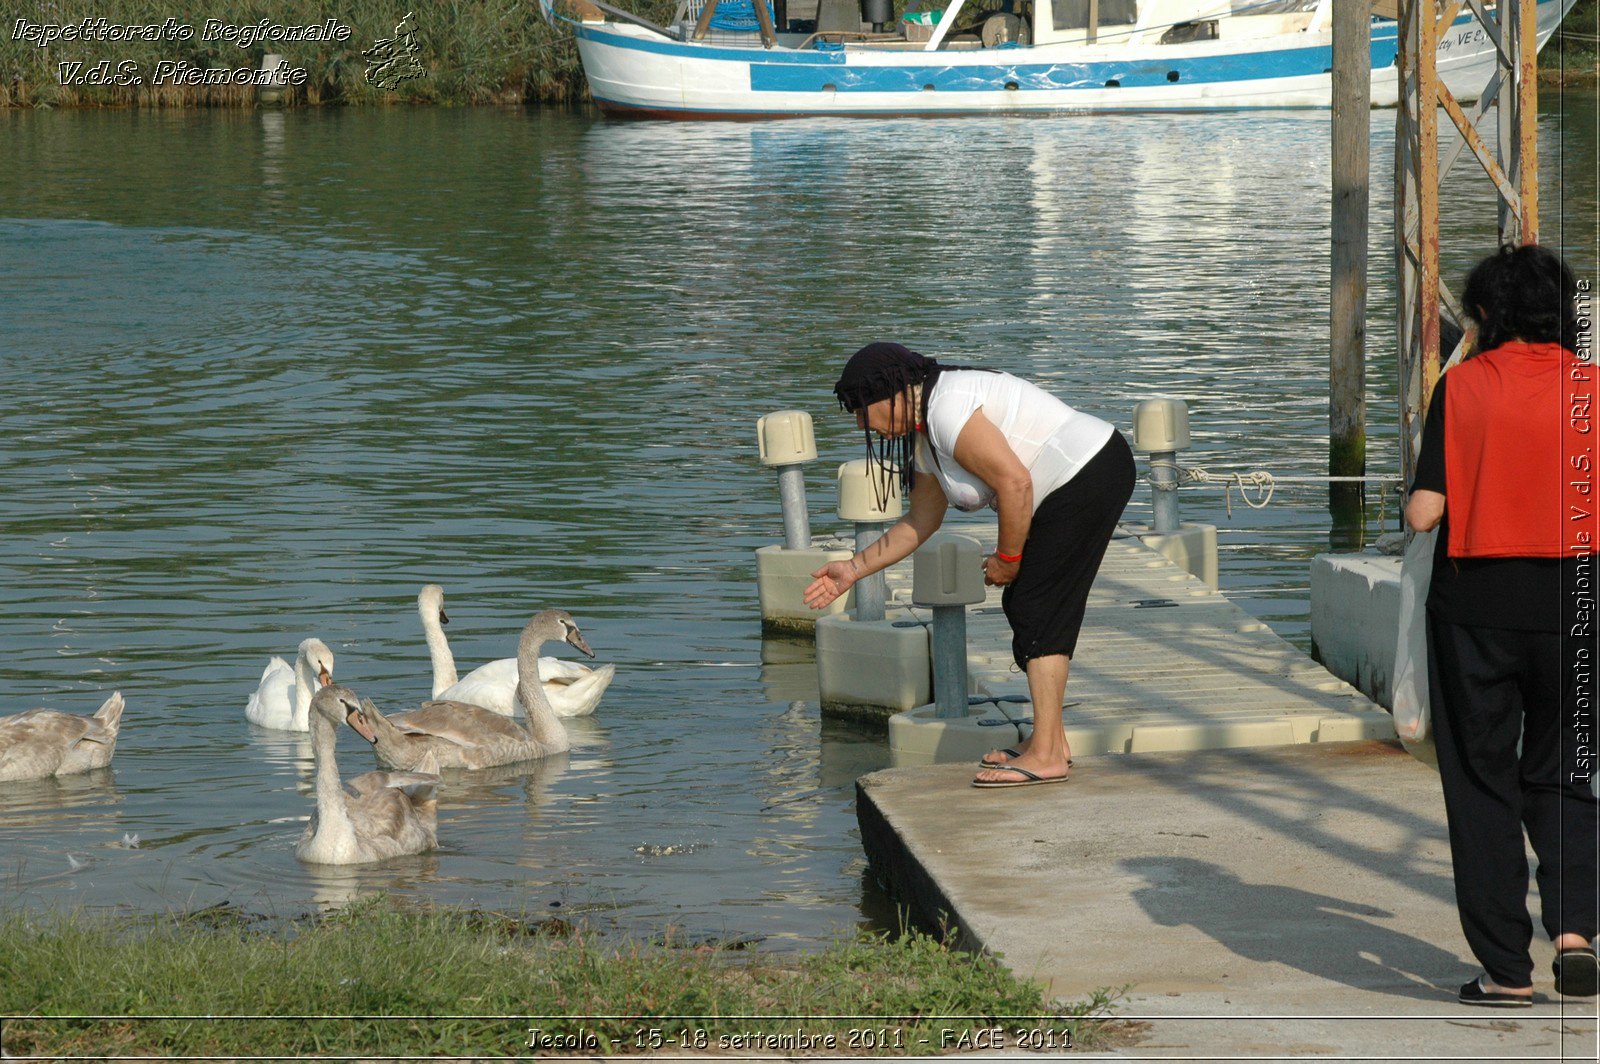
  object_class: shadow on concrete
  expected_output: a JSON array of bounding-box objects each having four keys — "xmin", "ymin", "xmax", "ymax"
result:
[{"xmin": 1124, "ymin": 855, "xmax": 1463, "ymax": 1003}]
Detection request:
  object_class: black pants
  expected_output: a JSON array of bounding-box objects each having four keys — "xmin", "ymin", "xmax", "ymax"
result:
[
  {"xmin": 1426, "ymin": 615, "xmax": 1599, "ymax": 987},
  {"xmin": 1002, "ymin": 430, "xmax": 1136, "ymax": 670}
]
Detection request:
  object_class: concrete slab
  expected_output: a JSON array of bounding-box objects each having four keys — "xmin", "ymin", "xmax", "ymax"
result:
[{"xmin": 857, "ymin": 741, "xmax": 1600, "ymax": 1060}]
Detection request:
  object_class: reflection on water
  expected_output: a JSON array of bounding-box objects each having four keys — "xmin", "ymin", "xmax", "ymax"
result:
[{"xmin": 0, "ymin": 99, "xmax": 1593, "ymax": 945}]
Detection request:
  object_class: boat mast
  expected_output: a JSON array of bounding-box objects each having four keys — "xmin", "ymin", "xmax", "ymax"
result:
[{"xmin": 925, "ymin": 0, "xmax": 970, "ymax": 50}]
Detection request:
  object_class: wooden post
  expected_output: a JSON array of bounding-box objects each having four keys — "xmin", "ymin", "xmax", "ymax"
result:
[
  {"xmin": 1087, "ymin": 0, "xmax": 1100, "ymax": 44},
  {"xmin": 750, "ymin": 0, "xmax": 778, "ymax": 48},
  {"xmin": 1509, "ymin": 0, "xmax": 1540, "ymax": 244},
  {"xmin": 693, "ymin": 0, "xmax": 722, "ymax": 41},
  {"xmin": 1330, "ymin": 0, "xmax": 1371, "ymax": 514}
]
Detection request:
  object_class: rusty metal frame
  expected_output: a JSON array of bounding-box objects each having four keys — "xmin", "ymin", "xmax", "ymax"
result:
[{"xmin": 1395, "ymin": 0, "xmax": 1540, "ymax": 481}]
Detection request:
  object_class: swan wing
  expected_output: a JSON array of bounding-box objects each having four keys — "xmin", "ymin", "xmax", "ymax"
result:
[
  {"xmin": 0, "ymin": 710, "xmax": 90, "ymax": 780},
  {"xmin": 346, "ymin": 768, "xmax": 441, "ymax": 803},
  {"xmin": 392, "ymin": 701, "xmax": 532, "ymax": 747},
  {"xmin": 436, "ymin": 658, "xmax": 518, "ymax": 717},
  {"xmin": 545, "ymin": 663, "xmax": 616, "ymax": 718},
  {"xmin": 345, "ymin": 781, "xmax": 439, "ymax": 856},
  {"xmin": 537, "ymin": 657, "xmax": 589, "ymax": 684},
  {"xmin": 245, "ymin": 657, "xmax": 296, "ymax": 728}
]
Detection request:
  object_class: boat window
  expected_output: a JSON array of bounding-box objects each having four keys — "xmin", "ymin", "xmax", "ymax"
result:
[{"xmin": 1052, "ymin": 0, "xmax": 1136, "ymax": 33}]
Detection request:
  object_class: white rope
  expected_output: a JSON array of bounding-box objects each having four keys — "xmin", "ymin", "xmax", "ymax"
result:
[{"xmin": 1147, "ymin": 460, "xmax": 1405, "ymax": 519}]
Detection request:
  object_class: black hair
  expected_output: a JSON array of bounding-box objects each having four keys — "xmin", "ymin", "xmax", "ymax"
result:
[
  {"xmin": 832, "ymin": 342, "xmax": 945, "ymax": 510},
  {"xmin": 1461, "ymin": 243, "xmax": 1580, "ymax": 353}
]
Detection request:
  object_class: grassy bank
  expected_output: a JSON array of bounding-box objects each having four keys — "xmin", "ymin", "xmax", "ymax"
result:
[
  {"xmin": 0, "ymin": 903, "xmax": 1127, "ymax": 1057},
  {"xmin": 1545, "ymin": 0, "xmax": 1600, "ymax": 85}
]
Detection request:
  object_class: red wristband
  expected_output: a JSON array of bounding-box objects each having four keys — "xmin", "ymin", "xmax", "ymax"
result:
[{"xmin": 994, "ymin": 550, "xmax": 1022, "ymax": 564}]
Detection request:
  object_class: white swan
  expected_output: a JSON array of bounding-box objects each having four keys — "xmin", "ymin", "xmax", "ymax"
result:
[
  {"xmin": 0, "ymin": 692, "xmax": 125, "ymax": 783},
  {"xmin": 297, "ymin": 683, "xmax": 439, "ymax": 865},
  {"xmin": 417, "ymin": 585, "xmax": 613, "ymax": 718},
  {"xmin": 359, "ymin": 609, "xmax": 589, "ymax": 771},
  {"xmin": 246, "ymin": 638, "xmax": 334, "ymax": 731}
]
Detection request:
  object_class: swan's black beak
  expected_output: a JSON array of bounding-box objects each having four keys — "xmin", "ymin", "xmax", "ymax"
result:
[
  {"xmin": 439, "ymin": 607, "xmax": 450, "ymax": 626},
  {"xmin": 566, "ymin": 627, "xmax": 595, "ymax": 659},
  {"xmin": 346, "ymin": 705, "xmax": 377, "ymax": 743}
]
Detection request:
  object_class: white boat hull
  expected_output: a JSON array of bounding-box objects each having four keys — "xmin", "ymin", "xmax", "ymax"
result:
[{"xmin": 568, "ymin": 2, "xmax": 1570, "ymax": 118}]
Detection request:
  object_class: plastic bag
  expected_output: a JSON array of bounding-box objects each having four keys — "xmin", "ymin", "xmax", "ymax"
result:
[{"xmin": 1392, "ymin": 528, "xmax": 1437, "ymax": 764}]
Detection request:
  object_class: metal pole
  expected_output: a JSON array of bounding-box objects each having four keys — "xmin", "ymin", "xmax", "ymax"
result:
[
  {"xmin": 853, "ymin": 523, "xmax": 887, "ymax": 622},
  {"xmin": 1331, "ymin": 0, "xmax": 1370, "ymax": 512},
  {"xmin": 776, "ymin": 465, "xmax": 810, "ymax": 551},
  {"xmin": 1149, "ymin": 449, "xmax": 1180, "ymax": 533},
  {"xmin": 929, "ymin": 605, "xmax": 968, "ymax": 719}
]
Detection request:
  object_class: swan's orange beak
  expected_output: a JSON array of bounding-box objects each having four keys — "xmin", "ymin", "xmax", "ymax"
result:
[
  {"xmin": 319, "ymin": 666, "xmax": 333, "ymax": 688},
  {"xmin": 346, "ymin": 707, "xmax": 376, "ymax": 743}
]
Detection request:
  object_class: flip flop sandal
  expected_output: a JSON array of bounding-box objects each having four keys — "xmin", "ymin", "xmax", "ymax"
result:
[
  {"xmin": 1554, "ymin": 946, "xmax": 1599, "ymax": 997},
  {"xmin": 978, "ymin": 749, "xmax": 1075, "ymax": 769},
  {"xmin": 971, "ymin": 765, "xmax": 1070, "ymax": 789},
  {"xmin": 978, "ymin": 748, "xmax": 1021, "ymax": 768},
  {"xmin": 1457, "ymin": 975, "xmax": 1533, "ymax": 1008}
]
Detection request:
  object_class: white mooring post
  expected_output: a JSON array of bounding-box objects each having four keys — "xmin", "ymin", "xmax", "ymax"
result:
[
  {"xmin": 836, "ymin": 459, "xmax": 902, "ymax": 623},
  {"xmin": 755, "ymin": 411, "xmax": 852, "ymax": 633},
  {"xmin": 757, "ymin": 411, "xmax": 817, "ymax": 550},
  {"xmin": 1133, "ymin": 398, "xmax": 1191, "ymax": 534},
  {"xmin": 912, "ymin": 533, "xmax": 985, "ymax": 719}
]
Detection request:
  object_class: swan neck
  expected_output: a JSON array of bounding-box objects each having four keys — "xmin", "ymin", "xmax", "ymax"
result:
[
  {"xmin": 292, "ymin": 653, "xmax": 318, "ymax": 728},
  {"xmin": 309, "ymin": 712, "xmax": 357, "ymax": 850},
  {"xmin": 516, "ymin": 634, "xmax": 568, "ymax": 751},
  {"xmin": 420, "ymin": 600, "xmax": 458, "ymax": 696}
]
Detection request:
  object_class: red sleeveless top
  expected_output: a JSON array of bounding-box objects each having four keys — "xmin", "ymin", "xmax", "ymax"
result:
[{"xmin": 1443, "ymin": 341, "xmax": 1596, "ymax": 558}]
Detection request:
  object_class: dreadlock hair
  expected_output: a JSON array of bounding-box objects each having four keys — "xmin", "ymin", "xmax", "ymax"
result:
[
  {"xmin": 1461, "ymin": 243, "xmax": 1580, "ymax": 354},
  {"xmin": 832, "ymin": 342, "xmax": 953, "ymax": 511}
]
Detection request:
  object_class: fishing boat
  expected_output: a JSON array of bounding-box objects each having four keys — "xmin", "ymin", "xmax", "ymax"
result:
[{"xmin": 539, "ymin": 0, "xmax": 1573, "ymax": 118}]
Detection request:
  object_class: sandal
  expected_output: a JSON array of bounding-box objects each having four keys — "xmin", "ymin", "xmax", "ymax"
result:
[
  {"xmin": 1457, "ymin": 975, "xmax": 1533, "ymax": 1008},
  {"xmin": 978, "ymin": 748, "xmax": 1074, "ymax": 770},
  {"xmin": 971, "ymin": 765, "xmax": 1071, "ymax": 789},
  {"xmin": 1554, "ymin": 946, "xmax": 1599, "ymax": 997}
]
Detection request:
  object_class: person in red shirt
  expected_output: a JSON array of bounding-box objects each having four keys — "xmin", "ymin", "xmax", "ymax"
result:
[{"xmin": 1406, "ymin": 244, "xmax": 1597, "ymax": 1007}]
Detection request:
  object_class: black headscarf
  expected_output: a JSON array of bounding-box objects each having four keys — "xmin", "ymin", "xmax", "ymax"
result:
[{"xmin": 832, "ymin": 342, "xmax": 946, "ymax": 510}]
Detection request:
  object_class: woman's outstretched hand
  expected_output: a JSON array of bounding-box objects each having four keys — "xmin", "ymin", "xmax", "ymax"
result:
[{"xmin": 804, "ymin": 560, "xmax": 860, "ymax": 610}]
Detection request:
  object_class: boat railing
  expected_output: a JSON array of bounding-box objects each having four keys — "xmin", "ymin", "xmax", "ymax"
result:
[{"xmin": 579, "ymin": 0, "xmax": 1343, "ymax": 51}]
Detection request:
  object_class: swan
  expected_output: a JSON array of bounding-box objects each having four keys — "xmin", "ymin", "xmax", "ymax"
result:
[
  {"xmin": 297, "ymin": 683, "xmax": 439, "ymax": 865},
  {"xmin": 358, "ymin": 609, "xmax": 590, "ymax": 771},
  {"xmin": 246, "ymin": 638, "xmax": 334, "ymax": 731},
  {"xmin": 0, "ymin": 692, "xmax": 125, "ymax": 783},
  {"xmin": 418, "ymin": 585, "xmax": 614, "ymax": 718}
]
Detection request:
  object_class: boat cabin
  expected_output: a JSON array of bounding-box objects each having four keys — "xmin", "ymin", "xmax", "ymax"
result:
[{"xmin": 669, "ymin": 0, "xmax": 1328, "ymax": 51}]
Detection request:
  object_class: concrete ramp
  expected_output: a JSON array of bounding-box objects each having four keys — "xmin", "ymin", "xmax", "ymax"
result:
[{"xmin": 857, "ymin": 743, "xmax": 1599, "ymax": 1059}]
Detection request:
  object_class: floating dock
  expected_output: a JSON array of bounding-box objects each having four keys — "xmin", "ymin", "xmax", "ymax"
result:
[
  {"xmin": 851, "ymin": 527, "xmax": 1597, "ymax": 1056},
  {"xmin": 850, "ymin": 526, "xmax": 1394, "ymax": 762}
]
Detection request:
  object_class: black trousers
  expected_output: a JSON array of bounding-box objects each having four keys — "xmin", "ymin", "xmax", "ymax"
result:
[
  {"xmin": 1002, "ymin": 430, "xmax": 1136, "ymax": 670},
  {"xmin": 1426, "ymin": 615, "xmax": 1599, "ymax": 987}
]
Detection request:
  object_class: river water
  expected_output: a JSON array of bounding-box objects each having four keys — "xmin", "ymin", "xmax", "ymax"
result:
[{"xmin": 0, "ymin": 96, "xmax": 1594, "ymax": 948}]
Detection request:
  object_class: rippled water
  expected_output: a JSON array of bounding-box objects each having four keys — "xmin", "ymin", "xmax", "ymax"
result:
[{"xmin": 0, "ymin": 98, "xmax": 1594, "ymax": 946}]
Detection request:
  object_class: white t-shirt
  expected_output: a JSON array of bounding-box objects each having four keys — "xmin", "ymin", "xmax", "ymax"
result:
[{"xmin": 912, "ymin": 370, "xmax": 1115, "ymax": 513}]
